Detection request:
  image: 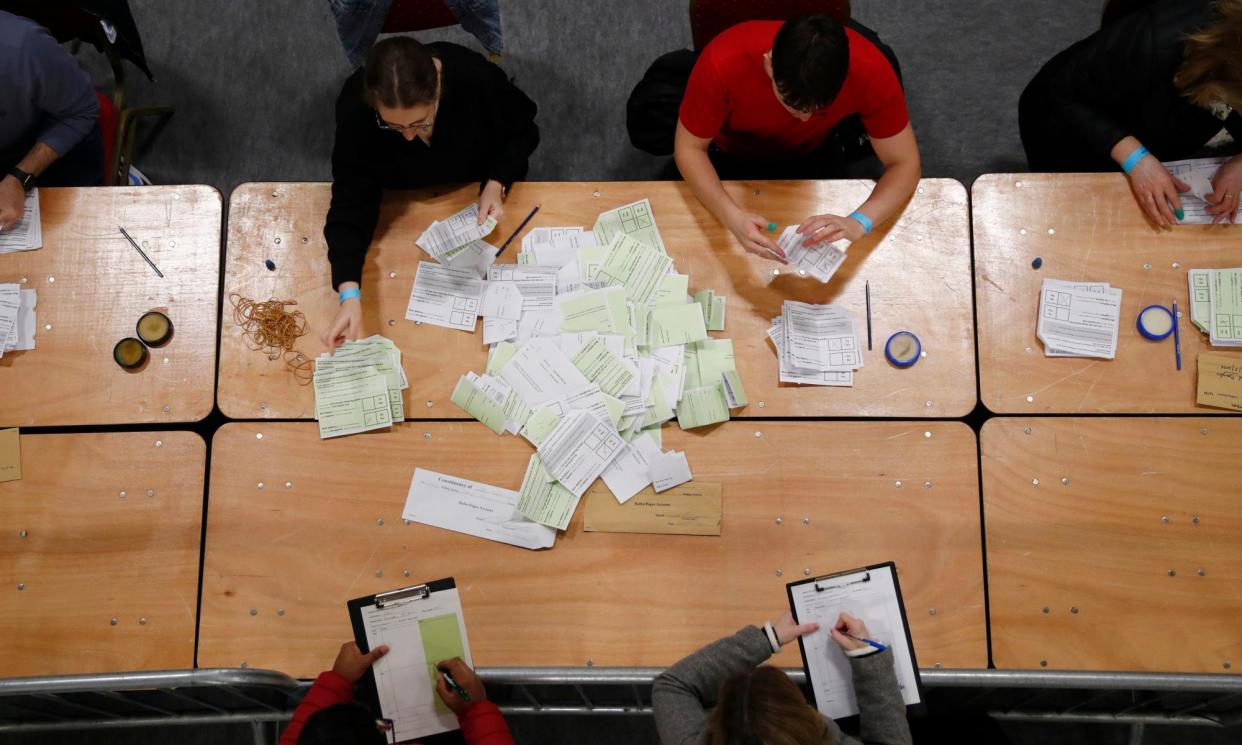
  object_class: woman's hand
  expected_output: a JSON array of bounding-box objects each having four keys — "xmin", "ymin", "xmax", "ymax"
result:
[
  {"xmin": 1205, "ymin": 154, "xmax": 1242, "ymax": 224},
  {"xmin": 1126, "ymin": 154, "xmax": 1189, "ymax": 227},
  {"xmin": 771, "ymin": 610, "xmax": 819, "ymax": 646},
  {"xmin": 726, "ymin": 209, "xmax": 785, "ymax": 263},
  {"xmin": 796, "ymin": 213, "xmax": 865, "ymax": 245},
  {"xmin": 829, "ymin": 612, "xmax": 871, "ymax": 652},
  {"xmin": 479, "ymin": 180, "xmax": 506, "ymax": 224},
  {"xmin": 332, "ymin": 642, "xmax": 388, "ymax": 683},
  {"xmin": 322, "ymin": 283, "xmax": 362, "ymax": 352}
]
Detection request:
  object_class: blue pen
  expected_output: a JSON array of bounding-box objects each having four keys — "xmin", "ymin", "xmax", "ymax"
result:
[
  {"xmin": 1173, "ymin": 299, "xmax": 1182, "ymax": 371},
  {"xmin": 842, "ymin": 631, "xmax": 887, "ymax": 652}
]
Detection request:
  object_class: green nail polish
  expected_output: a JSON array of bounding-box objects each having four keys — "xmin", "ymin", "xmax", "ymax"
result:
[
  {"xmin": 1175, "ymin": 208, "xmax": 1185, "ymax": 221},
  {"xmin": 767, "ymin": 223, "xmax": 778, "ymax": 232}
]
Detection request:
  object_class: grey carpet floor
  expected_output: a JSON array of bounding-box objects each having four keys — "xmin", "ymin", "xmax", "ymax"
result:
[{"xmin": 90, "ymin": 0, "xmax": 1099, "ymax": 192}]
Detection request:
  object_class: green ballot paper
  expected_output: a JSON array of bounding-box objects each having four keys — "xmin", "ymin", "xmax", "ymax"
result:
[
  {"xmin": 571, "ymin": 337, "xmax": 635, "ymax": 396},
  {"xmin": 516, "ymin": 454, "xmax": 580, "ymax": 530},
  {"xmin": 648, "ymin": 303, "xmax": 709, "ymax": 348},
  {"xmin": 450, "ymin": 375, "xmax": 507, "ymax": 435},
  {"xmin": 677, "ymin": 384, "xmax": 731, "ymax": 430}
]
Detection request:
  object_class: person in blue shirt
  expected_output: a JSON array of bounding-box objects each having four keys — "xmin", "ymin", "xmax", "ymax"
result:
[{"xmin": 0, "ymin": 10, "xmax": 102, "ymax": 231}]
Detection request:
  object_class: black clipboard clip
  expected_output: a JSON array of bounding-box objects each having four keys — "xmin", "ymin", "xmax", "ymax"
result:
[
  {"xmin": 814, "ymin": 571, "xmax": 871, "ymax": 592},
  {"xmin": 375, "ymin": 584, "xmax": 431, "ymax": 609}
]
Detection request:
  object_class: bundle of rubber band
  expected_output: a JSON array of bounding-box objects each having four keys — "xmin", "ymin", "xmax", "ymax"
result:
[{"xmin": 229, "ymin": 294, "xmax": 313, "ymax": 384}]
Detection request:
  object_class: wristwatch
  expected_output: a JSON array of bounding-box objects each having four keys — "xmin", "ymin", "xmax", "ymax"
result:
[{"xmin": 7, "ymin": 167, "xmax": 35, "ymax": 193}]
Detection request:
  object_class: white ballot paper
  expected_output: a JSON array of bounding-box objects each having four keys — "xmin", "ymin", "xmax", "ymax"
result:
[
  {"xmin": 479, "ymin": 280, "xmax": 524, "ymax": 320},
  {"xmin": 789, "ymin": 565, "xmax": 921, "ymax": 720},
  {"xmin": 1164, "ymin": 156, "xmax": 1229, "ymax": 224},
  {"xmin": 0, "ymin": 288, "xmax": 37, "ymax": 354},
  {"xmin": 1036, "ymin": 279, "xmax": 1122, "ymax": 358},
  {"xmin": 406, "ymin": 262, "xmax": 483, "ymax": 331},
  {"xmin": 600, "ymin": 436, "xmax": 658, "ymax": 503},
  {"xmin": 487, "ymin": 265, "xmax": 557, "ymax": 311},
  {"xmin": 650, "ymin": 450, "xmax": 693, "ymax": 492},
  {"xmin": 781, "ymin": 301, "xmax": 863, "ymax": 372},
  {"xmin": 537, "ymin": 410, "xmax": 624, "ymax": 497},
  {"xmin": 416, "ymin": 203, "xmax": 498, "ymax": 259},
  {"xmin": 0, "ymin": 189, "xmax": 42, "ymax": 253},
  {"xmin": 403, "ymin": 468, "xmax": 555, "ymax": 550},
  {"xmin": 777, "ymin": 226, "xmax": 849, "ymax": 283},
  {"xmin": 497, "ymin": 338, "xmax": 591, "ymax": 407}
]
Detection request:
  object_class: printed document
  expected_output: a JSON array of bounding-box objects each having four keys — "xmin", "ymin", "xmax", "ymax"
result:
[
  {"xmin": 406, "ymin": 262, "xmax": 483, "ymax": 331},
  {"xmin": 416, "ymin": 203, "xmax": 497, "ymax": 259},
  {"xmin": 1036, "ymin": 279, "xmax": 1122, "ymax": 358},
  {"xmin": 0, "ymin": 189, "xmax": 42, "ymax": 253},
  {"xmin": 537, "ymin": 410, "xmax": 624, "ymax": 497},
  {"xmin": 403, "ymin": 468, "xmax": 555, "ymax": 550},
  {"xmin": 778, "ymin": 226, "xmax": 848, "ymax": 283}
]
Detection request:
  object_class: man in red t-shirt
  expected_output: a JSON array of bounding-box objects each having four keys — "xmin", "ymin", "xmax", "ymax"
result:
[{"xmin": 675, "ymin": 16, "xmax": 921, "ymax": 260}]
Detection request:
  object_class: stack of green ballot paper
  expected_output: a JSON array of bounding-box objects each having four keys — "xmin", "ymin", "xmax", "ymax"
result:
[
  {"xmin": 314, "ymin": 336, "xmax": 408, "ymax": 439},
  {"xmin": 1188, "ymin": 268, "xmax": 1242, "ymax": 347},
  {"xmin": 437, "ymin": 198, "xmax": 747, "ymax": 536}
]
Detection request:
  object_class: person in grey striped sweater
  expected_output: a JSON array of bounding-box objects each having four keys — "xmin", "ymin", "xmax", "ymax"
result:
[{"xmin": 653, "ymin": 611, "xmax": 913, "ymax": 745}]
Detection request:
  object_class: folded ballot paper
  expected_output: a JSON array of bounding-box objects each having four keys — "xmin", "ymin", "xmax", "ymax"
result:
[
  {"xmin": 0, "ymin": 189, "xmax": 42, "ymax": 254},
  {"xmin": 402, "ymin": 198, "xmax": 751, "ymax": 545},
  {"xmin": 313, "ymin": 336, "xmax": 407, "ymax": 438},
  {"xmin": 776, "ymin": 226, "xmax": 849, "ymax": 283},
  {"xmin": 0, "ymin": 285, "xmax": 36, "ymax": 357},
  {"xmin": 1187, "ymin": 268, "xmax": 1242, "ymax": 347},
  {"xmin": 1036, "ymin": 279, "xmax": 1122, "ymax": 359},
  {"xmin": 766, "ymin": 301, "xmax": 861, "ymax": 386}
]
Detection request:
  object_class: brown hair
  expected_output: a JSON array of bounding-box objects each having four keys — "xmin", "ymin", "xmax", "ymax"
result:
[
  {"xmin": 705, "ymin": 666, "xmax": 833, "ymax": 745},
  {"xmin": 1176, "ymin": 0, "xmax": 1242, "ymax": 109},
  {"xmin": 362, "ymin": 36, "xmax": 438, "ymax": 108}
]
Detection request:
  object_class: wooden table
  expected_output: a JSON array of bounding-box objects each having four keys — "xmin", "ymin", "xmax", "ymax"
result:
[
  {"xmin": 199, "ymin": 421, "xmax": 986, "ymax": 677},
  {"xmin": 974, "ymin": 173, "xmax": 1241, "ymax": 414},
  {"xmin": 982, "ymin": 417, "xmax": 1242, "ymax": 673},
  {"xmin": 0, "ymin": 187, "xmax": 221, "ymax": 425},
  {"xmin": 0, "ymin": 431, "xmax": 204, "ymax": 676},
  {"xmin": 219, "ymin": 180, "xmax": 975, "ymax": 419}
]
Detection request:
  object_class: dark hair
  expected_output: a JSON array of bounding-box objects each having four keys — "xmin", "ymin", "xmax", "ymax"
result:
[
  {"xmin": 706, "ymin": 666, "xmax": 833, "ymax": 745},
  {"xmin": 298, "ymin": 702, "xmax": 386, "ymax": 745},
  {"xmin": 362, "ymin": 36, "xmax": 439, "ymax": 108},
  {"xmin": 770, "ymin": 15, "xmax": 850, "ymax": 112}
]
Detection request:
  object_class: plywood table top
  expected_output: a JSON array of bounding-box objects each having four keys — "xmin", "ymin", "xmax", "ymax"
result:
[
  {"xmin": 199, "ymin": 421, "xmax": 986, "ymax": 677},
  {"xmin": 219, "ymin": 179, "xmax": 975, "ymax": 420},
  {"xmin": 0, "ymin": 431, "xmax": 205, "ymax": 675},
  {"xmin": 982, "ymin": 417, "xmax": 1242, "ymax": 673},
  {"xmin": 974, "ymin": 173, "xmax": 1241, "ymax": 414},
  {"xmin": 0, "ymin": 186, "xmax": 221, "ymax": 425}
]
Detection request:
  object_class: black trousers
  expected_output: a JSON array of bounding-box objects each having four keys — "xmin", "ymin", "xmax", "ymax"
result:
[{"xmin": 1, "ymin": 123, "xmax": 105, "ymax": 187}]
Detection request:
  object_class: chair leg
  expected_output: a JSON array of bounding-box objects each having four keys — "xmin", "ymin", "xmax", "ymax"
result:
[{"xmin": 116, "ymin": 106, "xmax": 176, "ymax": 185}]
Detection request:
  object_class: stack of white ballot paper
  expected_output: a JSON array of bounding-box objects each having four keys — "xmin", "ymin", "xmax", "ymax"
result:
[
  {"xmin": 313, "ymin": 336, "xmax": 408, "ymax": 438},
  {"xmin": 1036, "ymin": 279, "xmax": 1122, "ymax": 359},
  {"xmin": 776, "ymin": 226, "xmax": 849, "ymax": 283},
  {"xmin": 1187, "ymin": 268, "xmax": 1242, "ymax": 347},
  {"xmin": 0, "ymin": 284, "xmax": 36, "ymax": 357},
  {"xmin": 400, "ymin": 198, "xmax": 750, "ymax": 545},
  {"xmin": 1164, "ymin": 157, "xmax": 1231, "ymax": 225},
  {"xmin": 766, "ymin": 301, "xmax": 862, "ymax": 387},
  {"xmin": 0, "ymin": 189, "xmax": 42, "ymax": 254}
]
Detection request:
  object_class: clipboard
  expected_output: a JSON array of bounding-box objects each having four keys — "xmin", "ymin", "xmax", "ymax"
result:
[
  {"xmin": 347, "ymin": 578, "xmax": 473, "ymax": 743},
  {"xmin": 786, "ymin": 562, "xmax": 924, "ymax": 720}
]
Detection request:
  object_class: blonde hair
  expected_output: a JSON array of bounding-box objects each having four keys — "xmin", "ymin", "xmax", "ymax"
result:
[
  {"xmin": 706, "ymin": 666, "xmax": 834, "ymax": 745},
  {"xmin": 1176, "ymin": 0, "xmax": 1242, "ymax": 109}
]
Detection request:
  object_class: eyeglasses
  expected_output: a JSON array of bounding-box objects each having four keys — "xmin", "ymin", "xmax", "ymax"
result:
[{"xmin": 375, "ymin": 99, "xmax": 438, "ymax": 133}]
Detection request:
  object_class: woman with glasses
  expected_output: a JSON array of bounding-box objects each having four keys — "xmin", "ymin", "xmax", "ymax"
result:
[{"xmin": 322, "ymin": 36, "xmax": 539, "ymax": 349}]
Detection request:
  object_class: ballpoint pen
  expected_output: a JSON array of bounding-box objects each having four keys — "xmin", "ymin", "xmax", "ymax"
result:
[{"xmin": 442, "ymin": 670, "xmax": 471, "ymax": 701}]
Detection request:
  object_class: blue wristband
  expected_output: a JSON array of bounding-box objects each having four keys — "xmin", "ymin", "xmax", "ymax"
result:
[
  {"xmin": 1121, "ymin": 145, "xmax": 1150, "ymax": 174},
  {"xmin": 338, "ymin": 287, "xmax": 361, "ymax": 304},
  {"xmin": 847, "ymin": 211, "xmax": 873, "ymax": 235}
]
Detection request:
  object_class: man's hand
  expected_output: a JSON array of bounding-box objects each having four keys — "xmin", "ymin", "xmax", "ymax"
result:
[
  {"xmin": 0, "ymin": 176, "xmax": 24, "ymax": 232},
  {"xmin": 332, "ymin": 642, "xmax": 388, "ymax": 684},
  {"xmin": 479, "ymin": 180, "xmax": 505, "ymax": 224},
  {"xmin": 726, "ymin": 209, "xmax": 785, "ymax": 262},
  {"xmin": 796, "ymin": 213, "xmax": 866, "ymax": 245},
  {"xmin": 435, "ymin": 657, "xmax": 487, "ymax": 716},
  {"xmin": 1205, "ymin": 154, "xmax": 1242, "ymax": 225}
]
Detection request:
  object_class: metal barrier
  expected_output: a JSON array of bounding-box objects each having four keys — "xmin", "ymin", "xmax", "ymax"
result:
[{"xmin": 1, "ymin": 667, "xmax": 1239, "ymax": 741}]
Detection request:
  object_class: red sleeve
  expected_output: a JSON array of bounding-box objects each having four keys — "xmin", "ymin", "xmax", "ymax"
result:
[
  {"xmin": 459, "ymin": 700, "xmax": 515, "ymax": 745},
  {"xmin": 279, "ymin": 671, "xmax": 355, "ymax": 745},
  {"xmin": 855, "ymin": 44, "xmax": 909, "ymax": 140},
  {"xmin": 678, "ymin": 48, "xmax": 729, "ymax": 140}
]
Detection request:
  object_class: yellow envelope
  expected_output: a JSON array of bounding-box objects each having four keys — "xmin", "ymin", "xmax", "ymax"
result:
[
  {"xmin": 1196, "ymin": 352, "xmax": 1242, "ymax": 412},
  {"xmin": 0, "ymin": 428, "xmax": 20, "ymax": 483},
  {"xmin": 583, "ymin": 482, "xmax": 721, "ymax": 536}
]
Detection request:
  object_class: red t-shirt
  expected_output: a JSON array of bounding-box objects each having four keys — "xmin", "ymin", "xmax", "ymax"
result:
[{"xmin": 679, "ymin": 21, "xmax": 909, "ymax": 160}]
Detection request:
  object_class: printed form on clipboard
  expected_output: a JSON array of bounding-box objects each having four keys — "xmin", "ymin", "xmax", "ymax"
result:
[
  {"xmin": 347, "ymin": 579, "xmax": 473, "ymax": 743},
  {"xmin": 786, "ymin": 563, "xmax": 922, "ymax": 720}
]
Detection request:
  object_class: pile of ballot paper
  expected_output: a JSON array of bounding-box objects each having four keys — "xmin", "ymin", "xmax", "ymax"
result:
[
  {"xmin": 314, "ymin": 336, "xmax": 407, "ymax": 438},
  {"xmin": 0, "ymin": 283, "xmax": 36, "ymax": 358},
  {"xmin": 1036, "ymin": 279, "xmax": 1122, "ymax": 359},
  {"xmin": 398, "ymin": 199, "xmax": 748, "ymax": 543},
  {"xmin": 766, "ymin": 300, "xmax": 861, "ymax": 386},
  {"xmin": 1188, "ymin": 268, "xmax": 1242, "ymax": 347},
  {"xmin": 776, "ymin": 226, "xmax": 849, "ymax": 283},
  {"xmin": 0, "ymin": 190, "xmax": 42, "ymax": 254}
]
